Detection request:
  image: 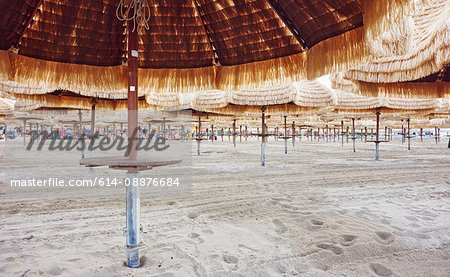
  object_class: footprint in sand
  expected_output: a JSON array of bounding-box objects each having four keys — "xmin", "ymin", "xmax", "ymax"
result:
[
  {"xmin": 189, "ymin": 233, "xmax": 205, "ymax": 244},
  {"xmin": 187, "ymin": 212, "xmax": 199, "ymax": 219},
  {"xmin": 272, "ymin": 219, "xmax": 288, "ymax": 234},
  {"xmin": 311, "ymin": 219, "xmax": 324, "ymax": 226},
  {"xmin": 375, "ymin": 231, "xmax": 395, "ymax": 245},
  {"xmin": 404, "ymin": 215, "xmax": 419, "ymax": 222},
  {"xmin": 370, "ymin": 263, "xmax": 393, "ymax": 276},
  {"xmin": 339, "ymin": 234, "xmax": 358, "ymax": 246},
  {"xmin": 316, "ymin": 243, "xmax": 344, "ymax": 255},
  {"xmin": 223, "ymin": 254, "xmax": 239, "ymax": 264}
]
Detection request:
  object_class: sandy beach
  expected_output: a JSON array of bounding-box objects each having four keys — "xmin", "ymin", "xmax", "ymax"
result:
[{"xmin": 0, "ymin": 137, "xmax": 449, "ymax": 276}]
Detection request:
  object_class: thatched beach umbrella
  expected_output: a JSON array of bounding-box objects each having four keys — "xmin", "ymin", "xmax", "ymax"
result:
[
  {"xmin": 331, "ymin": 89, "xmax": 437, "ymax": 159},
  {"xmin": 344, "ymin": 0, "xmax": 449, "ymax": 87},
  {"xmin": 0, "ymin": 0, "xmax": 410, "ymax": 267}
]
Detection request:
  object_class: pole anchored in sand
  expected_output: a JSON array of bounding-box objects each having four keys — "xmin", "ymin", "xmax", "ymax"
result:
[
  {"xmin": 407, "ymin": 118, "xmax": 411, "ymax": 150},
  {"xmin": 351, "ymin": 118, "xmax": 356, "ymax": 152},
  {"xmin": 260, "ymin": 106, "xmax": 266, "ymax": 166}
]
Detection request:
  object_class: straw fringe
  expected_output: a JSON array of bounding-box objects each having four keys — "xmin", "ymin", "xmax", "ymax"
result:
[
  {"xmin": 145, "ymin": 91, "xmax": 182, "ymax": 109},
  {"xmin": 228, "ymin": 83, "xmax": 295, "ymax": 106},
  {"xmin": 139, "ymin": 67, "xmax": 217, "ymax": 93},
  {"xmin": 217, "ymin": 53, "xmax": 307, "ymax": 91},
  {"xmin": 363, "ymin": 0, "xmax": 414, "ymax": 44},
  {"xmin": 292, "ymin": 80, "xmax": 336, "ymax": 107},
  {"xmin": 0, "ymin": 97, "xmax": 14, "ymax": 114},
  {"xmin": 306, "ymin": 27, "xmax": 368, "ymax": 80},
  {"xmin": 5, "ymin": 93, "xmax": 150, "ymax": 111},
  {"xmin": 358, "ymin": 81, "xmax": 450, "ymax": 99},
  {"xmin": 332, "ymin": 89, "xmax": 437, "ymax": 111},
  {"xmin": 207, "ymin": 104, "xmax": 329, "ymax": 117},
  {"xmin": 0, "ymin": 51, "xmax": 10, "ymax": 82},
  {"xmin": 8, "ymin": 52, "xmax": 129, "ymax": 99},
  {"xmin": 346, "ymin": 0, "xmax": 449, "ymax": 83},
  {"xmin": 192, "ymin": 90, "xmax": 228, "ymax": 110},
  {"xmin": 329, "ymin": 73, "xmax": 359, "ymax": 94},
  {"xmin": 331, "ymin": 71, "xmax": 449, "ymax": 99}
]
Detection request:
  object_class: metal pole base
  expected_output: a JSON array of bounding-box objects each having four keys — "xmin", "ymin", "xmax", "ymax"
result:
[
  {"xmin": 353, "ymin": 139, "xmax": 356, "ymax": 152},
  {"xmin": 197, "ymin": 140, "xmax": 200, "ymax": 156},
  {"xmin": 408, "ymin": 139, "xmax": 411, "ymax": 150},
  {"xmin": 233, "ymin": 137, "xmax": 236, "ymax": 148},
  {"xmin": 125, "ymin": 172, "xmax": 141, "ymax": 268},
  {"xmin": 375, "ymin": 143, "xmax": 380, "ymax": 160},
  {"xmin": 261, "ymin": 142, "xmax": 266, "ymax": 166},
  {"xmin": 126, "ymin": 247, "xmax": 140, "ymax": 268},
  {"xmin": 285, "ymin": 139, "xmax": 287, "ymax": 154}
]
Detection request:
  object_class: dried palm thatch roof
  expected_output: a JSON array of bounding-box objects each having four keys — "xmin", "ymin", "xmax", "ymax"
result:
[
  {"xmin": 332, "ymin": 89, "xmax": 437, "ymax": 115},
  {"xmin": 345, "ymin": 0, "xmax": 449, "ymax": 83},
  {"xmin": 0, "ymin": 0, "xmax": 412, "ymax": 97},
  {"xmin": 4, "ymin": 90, "xmax": 153, "ymax": 111},
  {"xmin": 197, "ymin": 80, "xmax": 334, "ymax": 116},
  {"xmin": 331, "ymin": 71, "xmax": 450, "ymax": 99},
  {"xmin": 0, "ymin": 96, "xmax": 14, "ymax": 114},
  {"xmin": 192, "ymin": 90, "xmax": 228, "ymax": 111},
  {"xmin": 228, "ymin": 83, "xmax": 295, "ymax": 106},
  {"xmin": 292, "ymin": 80, "xmax": 336, "ymax": 107}
]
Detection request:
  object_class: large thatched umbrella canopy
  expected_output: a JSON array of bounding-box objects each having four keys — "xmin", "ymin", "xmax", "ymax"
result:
[
  {"xmin": 0, "ymin": 0, "xmax": 409, "ymax": 98},
  {"xmin": 0, "ymin": 96, "xmax": 14, "ymax": 115},
  {"xmin": 335, "ymin": 0, "xmax": 449, "ymax": 99},
  {"xmin": 331, "ymin": 89, "xmax": 437, "ymax": 115},
  {"xmin": 344, "ymin": 0, "xmax": 449, "ymax": 84},
  {"xmin": 200, "ymin": 81, "xmax": 335, "ymax": 116}
]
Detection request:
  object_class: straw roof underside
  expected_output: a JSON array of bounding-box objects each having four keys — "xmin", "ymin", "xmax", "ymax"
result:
[{"xmin": 0, "ymin": 0, "xmax": 413, "ymax": 93}]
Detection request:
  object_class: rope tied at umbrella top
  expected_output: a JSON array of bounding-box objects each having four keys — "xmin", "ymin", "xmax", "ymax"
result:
[{"xmin": 116, "ymin": 0, "xmax": 151, "ymax": 32}]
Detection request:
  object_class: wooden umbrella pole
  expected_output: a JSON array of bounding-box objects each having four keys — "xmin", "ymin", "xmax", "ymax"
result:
[
  {"xmin": 261, "ymin": 106, "xmax": 266, "ymax": 166},
  {"xmin": 341, "ymin": 121, "xmax": 344, "ymax": 146},
  {"xmin": 245, "ymin": 126, "xmax": 248, "ymax": 141},
  {"xmin": 438, "ymin": 128, "xmax": 440, "ymax": 143},
  {"xmin": 420, "ymin": 128, "xmax": 423, "ymax": 142},
  {"xmin": 360, "ymin": 128, "xmax": 363, "ymax": 141},
  {"xmin": 352, "ymin": 118, "xmax": 356, "ymax": 152},
  {"xmin": 221, "ymin": 128, "xmax": 224, "ymax": 142},
  {"xmin": 317, "ymin": 127, "xmax": 320, "ymax": 142},
  {"xmin": 211, "ymin": 124, "xmax": 214, "ymax": 142},
  {"xmin": 365, "ymin": 126, "xmax": 367, "ymax": 143}
]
